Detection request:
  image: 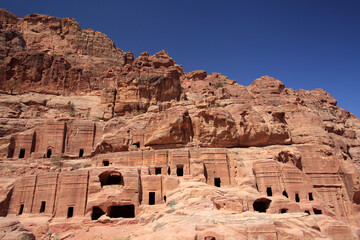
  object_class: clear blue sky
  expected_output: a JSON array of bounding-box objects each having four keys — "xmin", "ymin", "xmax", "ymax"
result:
[{"xmin": 2, "ymin": 0, "xmax": 360, "ymax": 117}]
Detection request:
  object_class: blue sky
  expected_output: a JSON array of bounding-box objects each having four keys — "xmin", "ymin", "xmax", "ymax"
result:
[{"xmin": 2, "ymin": 0, "xmax": 360, "ymax": 117}]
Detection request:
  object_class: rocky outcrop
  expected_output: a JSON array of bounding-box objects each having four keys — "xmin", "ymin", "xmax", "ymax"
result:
[
  {"xmin": 0, "ymin": 218, "xmax": 35, "ymax": 240},
  {"xmin": 145, "ymin": 107, "xmax": 192, "ymax": 147}
]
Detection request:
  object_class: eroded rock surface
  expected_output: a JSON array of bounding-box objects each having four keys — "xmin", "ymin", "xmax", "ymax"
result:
[{"xmin": 0, "ymin": 8, "xmax": 360, "ymax": 240}]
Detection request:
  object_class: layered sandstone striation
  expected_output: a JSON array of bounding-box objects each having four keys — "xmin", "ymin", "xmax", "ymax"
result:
[{"xmin": 1, "ymin": 8, "xmax": 360, "ymax": 240}]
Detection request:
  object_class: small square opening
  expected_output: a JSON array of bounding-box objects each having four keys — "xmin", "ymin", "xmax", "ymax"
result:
[
  {"xmin": 155, "ymin": 167, "xmax": 161, "ymax": 175},
  {"xmin": 103, "ymin": 160, "xmax": 109, "ymax": 166}
]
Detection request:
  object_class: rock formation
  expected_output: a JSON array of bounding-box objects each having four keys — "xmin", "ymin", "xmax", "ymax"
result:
[{"xmin": 0, "ymin": 8, "xmax": 360, "ymax": 239}]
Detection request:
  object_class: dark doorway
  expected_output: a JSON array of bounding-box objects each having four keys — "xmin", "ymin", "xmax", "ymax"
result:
[
  {"xmin": 18, "ymin": 204, "xmax": 24, "ymax": 215},
  {"xmin": 305, "ymin": 210, "xmax": 311, "ymax": 215},
  {"xmin": 313, "ymin": 208, "xmax": 322, "ymax": 214},
  {"xmin": 99, "ymin": 171, "xmax": 123, "ymax": 187},
  {"xmin": 253, "ymin": 198, "xmax": 272, "ymax": 213},
  {"xmin": 309, "ymin": 192, "xmax": 314, "ymax": 201},
  {"xmin": 282, "ymin": 190, "xmax": 288, "ymax": 198},
  {"xmin": 46, "ymin": 149, "xmax": 52, "ymax": 158},
  {"xmin": 19, "ymin": 148, "xmax": 25, "ymax": 158},
  {"xmin": 280, "ymin": 208, "xmax": 288, "ymax": 213},
  {"xmin": 155, "ymin": 167, "xmax": 161, "ymax": 175},
  {"xmin": 91, "ymin": 206, "xmax": 105, "ymax": 220},
  {"xmin": 266, "ymin": 187, "xmax": 273, "ymax": 197},
  {"xmin": 167, "ymin": 167, "xmax": 171, "ymax": 175},
  {"xmin": 295, "ymin": 193, "xmax": 300, "ymax": 202},
  {"xmin": 149, "ymin": 192, "xmax": 155, "ymax": 205},
  {"xmin": 107, "ymin": 205, "xmax": 135, "ymax": 218},
  {"xmin": 40, "ymin": 201, "xmax": 46, "ymax": 213},
  {"xmin": 163, "ymin": 196, "xmax": 166, "ymax": 203},
  {"xmin": 214, "ymin": 178, "xmax": 221, "ymax": 187},
  {"xmin": 79, "ymin": 149, "xmax": 84, "ymax": 158},
  {"xmin": 176, "ymin": 165, "xmax": 183, "ymax": 176},
  {"xmin": 103, "ymin": 160, "xmax": 109, "ymax": 166},
  {"xmin": 67, "ymin": 207, "xmax": 74, "ymax": 218}
]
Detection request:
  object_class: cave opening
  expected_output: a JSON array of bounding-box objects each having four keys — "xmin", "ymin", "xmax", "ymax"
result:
[
  {"xmin": 107, "ymin": 205, "xmax": 135, "ymax": 218},
  {"xmin": 204, "ymin": 237, "xmax": 216, "ymax": 240},
  {"xmin": 103, "ymin": 160, "xmax": 109, "ymax": 166},
  {"xmin": 253, "ymin": 198, "xmax": 272, "ymax": 213},
  {"xmin": 313, "ymin": 208, "xmax": 322, "ymax": 214},
  {"xmin": 280, "ymin": 208, "xmax": 288, "ymax": 213},
  {"xmin": 132, "ymin": 142, "xmax": 140, "ymax": 148},
  {"xmin": 91, "ymin": 206, "xmax": 105, "ymax": 220},
  {"xmin": 99, "ymin": 171, "xmax": 124, "ymax": 187}
]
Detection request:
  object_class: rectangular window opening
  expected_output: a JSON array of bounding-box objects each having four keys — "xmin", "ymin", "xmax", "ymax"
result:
[
  {"xmin": 295, "ymin": 193, "xmax": 300, "ymax": 202},
  {"xmin": 103, "ymin": 160, "xmax": 109, "ymax": 166},
  {"xmin": 266, "ymin": 187, "xmax": 273, "ymax": 197}
]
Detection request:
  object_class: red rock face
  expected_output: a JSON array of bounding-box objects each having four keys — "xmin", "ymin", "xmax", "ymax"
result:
[{"xmin": 1, "ymin": 8, "xmax": 360, "ymax": 240}]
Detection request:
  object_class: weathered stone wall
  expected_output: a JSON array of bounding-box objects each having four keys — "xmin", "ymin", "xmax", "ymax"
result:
[{"xmin": 65, "ymin": 120, "xmax": 95, "ymax": 157}]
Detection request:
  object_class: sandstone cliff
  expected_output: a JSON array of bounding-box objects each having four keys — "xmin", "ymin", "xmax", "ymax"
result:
[{"xmin": 1, "ymin": 8, "xmax": 360, "ymax": 240}]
